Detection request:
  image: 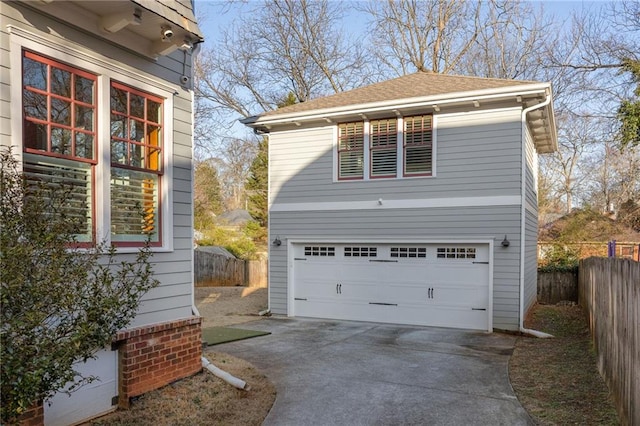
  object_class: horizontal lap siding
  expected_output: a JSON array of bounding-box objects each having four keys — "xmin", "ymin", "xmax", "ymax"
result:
[
  {"xmin": 524, "ymin": 127, "xmax": 539, "ymax": 315},
  {"xmin": 2, "ymin": 3, "xmax": 194, "ymax": 327},
  {"xmin": 270, "ymin": 206, "xmax": 522, "ymax": 330},
  {"xmin": 268, "ymin": 96, "xmax": 525, "ymax": 330}
]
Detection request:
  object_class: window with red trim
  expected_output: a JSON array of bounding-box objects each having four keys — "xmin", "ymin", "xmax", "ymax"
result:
[
  {"xmin": 338, "ymin": 121, "xmax": 364, "ymax": 180},
  {"xmin": 403, "ymin": 115, "xmax": 433, "ymax": 176},
  {"xmin": 110, "ymin": 82, "xmax": 163, "ymax": 245},
  {"xmin": 22, "ymin": 51, "xmax": 96, "ymax": 243},
  {"xmin": 370, "ymin": 118, "xmax": 397, "ymax": 178}
]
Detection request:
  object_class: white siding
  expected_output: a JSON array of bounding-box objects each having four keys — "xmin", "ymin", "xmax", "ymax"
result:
[{"xmin": 1, "ymin": 2, "xmax": 195, "ymax": 328}]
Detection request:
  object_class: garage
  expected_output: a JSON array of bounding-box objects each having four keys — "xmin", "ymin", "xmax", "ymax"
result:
[{"xmin": 291, "ymin": 243, "xmax": 491, "ymax": 331}]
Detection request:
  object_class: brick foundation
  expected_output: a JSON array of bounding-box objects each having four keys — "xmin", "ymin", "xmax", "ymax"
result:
[
  {"xmin": 114, "ymin": 316, "xmax": 202, "ymax": 408},
  {"xmin": 16, "ymin": 401, "xmax": 43, "ymax": 426}
]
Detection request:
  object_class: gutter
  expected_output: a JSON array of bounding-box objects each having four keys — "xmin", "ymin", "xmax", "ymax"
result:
[{"xmin": 519, "ymin": 93, "xmax": 553, "ymax": 339}]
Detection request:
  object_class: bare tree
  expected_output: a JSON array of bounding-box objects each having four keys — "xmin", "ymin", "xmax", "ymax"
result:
[{"xmin": 363, "ymin": 0, "xmax": 483, "ymax": 76}]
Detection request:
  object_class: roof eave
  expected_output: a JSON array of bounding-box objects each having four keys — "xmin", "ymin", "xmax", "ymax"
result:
[{"xmin": 243, "ymin": 83, "xmax": 552, "ymax": 128}]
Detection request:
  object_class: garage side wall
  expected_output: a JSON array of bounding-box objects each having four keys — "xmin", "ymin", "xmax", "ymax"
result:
[
  {"xmin": 268, "ymin": 108, "xmax": 525, "ymax": 331},
  {"xmin": 523, "ymin": 126, "xmax": 539, "ymax": 316}
]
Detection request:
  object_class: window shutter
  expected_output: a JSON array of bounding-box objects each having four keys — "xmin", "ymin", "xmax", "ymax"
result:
[
  {"xmin": 338, "ymin": 121, "xmax": 364, "ymax": 179},
  {"xmin": 404, "ymin": 115, "xmax": 433, "ymax": 175},
  {"xmin": 370, "ymin": 118, "xmax": 397, "ymax": 177}
]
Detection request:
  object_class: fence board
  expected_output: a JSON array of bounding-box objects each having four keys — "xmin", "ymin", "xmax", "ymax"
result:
[
  {"xmin": 537, "ymin": 271, "xmax": 578, "ymax": 304},
  {"xmin": 579, "ymin": 257, "xmax": 639, "ymax": 425},
  {"xmin": 194, "ymin": 249, "xmax": 267, "ymax": 288}
]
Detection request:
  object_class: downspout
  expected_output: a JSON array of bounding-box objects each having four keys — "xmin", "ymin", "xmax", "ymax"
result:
[
  {"xmin": 187, "ymin": 39, "xmax": 250, "ymax": 387},
  {"xmin": 520, "ymin": 93, "xmax": 553, "ymax": 339}
]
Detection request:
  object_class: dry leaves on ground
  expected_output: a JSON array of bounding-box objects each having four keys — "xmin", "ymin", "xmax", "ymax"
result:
[
  {"xmin": 90, "ymin": 352, "xmax": 276, "ymax": 426},
  {"xmin": 509, "ymin": 304, "xmax": 619, "ymax": 425}
]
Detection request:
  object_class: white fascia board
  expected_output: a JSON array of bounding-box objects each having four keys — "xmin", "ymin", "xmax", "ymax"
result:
[{"xmin": 243, "ymin": 84, "xmax": 551, "ymax": 127}]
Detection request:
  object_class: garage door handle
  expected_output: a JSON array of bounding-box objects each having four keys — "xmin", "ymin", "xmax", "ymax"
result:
[
  {"xmin": 369, "ymin": 302, "xmax": 398, "ymax": 306},
  {"xmin": 295, "ymin": 298, "xmax": 307, "ymax": 301},
  {"xmin": 294, "ymin": 258, "xmax": 307, "ymax": 261},
  {"xmin": 336, "ymin": 284, "xmax": 342, "ymax": 294},
  {"xmin": 472, "ymin": 308, "xmax": 486, "ymax": 311},
  {"xmin": 369, "ymin": 259, "xmax": 398, "ymax": 263},
  {"xmin": 472, "ymin": 261, "xmax": 489, "ymax": 264}
]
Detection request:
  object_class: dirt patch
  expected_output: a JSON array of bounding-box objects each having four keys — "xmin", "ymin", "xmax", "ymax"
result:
[
  {"xmin": 509, "ymin": 304, "xmax": 619, "ymax": 425},
  {"xmin": 88, "ymin": 287, "xmax": 273, "ymax": 426},
  {"xmin": 195, "ymin": 286, "xmax": 268, "ymax": 328}
]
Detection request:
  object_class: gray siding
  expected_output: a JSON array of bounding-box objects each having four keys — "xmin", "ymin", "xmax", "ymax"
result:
[
  {"xmin": 1, "ymin": 2, "xmax": 195, "ymax": 328},
  {"xmin": 270, "ymin": 109, "xmax": 523, "ymax": 205},
  {"xmin": 524, "ymin": 127, "xmax": 539, "ymax": 315},
  {"xmin": 270, "ymin": 206, "xmax": 523, "ymax": 331}
]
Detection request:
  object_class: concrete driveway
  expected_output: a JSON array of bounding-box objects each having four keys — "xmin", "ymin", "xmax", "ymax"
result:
[{"xmin": 215, "ymin": 318, "xmax": 533, "ymax": 426}]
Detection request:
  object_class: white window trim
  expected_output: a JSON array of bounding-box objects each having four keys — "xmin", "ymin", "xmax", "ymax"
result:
[
  {"xmin": 332, "ymin": 115, "xmax": 437, "ymax": 183},
  {"xmin": 9, "ymin": 25, "xmax": 176, "ymax": 252}
]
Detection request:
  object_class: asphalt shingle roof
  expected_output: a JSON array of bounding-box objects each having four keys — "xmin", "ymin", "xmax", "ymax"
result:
[{"xmin": 260, "ymin": 72, "xmax": 541, "ymax": 118}]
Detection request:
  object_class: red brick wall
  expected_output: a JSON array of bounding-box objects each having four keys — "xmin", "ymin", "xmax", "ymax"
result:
[
  {"xmin": 17, "ymin": 402, "xmax": 43, "ymax": 426},
  {"xmin": 114, "ymin": 316, "xmax": 202, "ymax": 407}
]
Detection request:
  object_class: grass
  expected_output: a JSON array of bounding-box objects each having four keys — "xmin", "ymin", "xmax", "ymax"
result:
[{"xmin": 509, "ymin": 304, "xmax": 619, "ymax": 425}]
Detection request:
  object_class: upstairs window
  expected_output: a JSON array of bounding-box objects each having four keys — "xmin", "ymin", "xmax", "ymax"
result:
[
  {"xmin": 338, "ymin": 121, "xmax": 364, "ymax": 180},
  {"xmin": 22, "ymin": 51, "xmax": 96, "ymax": 243},
  {"xmin": 404, "ymin": 115, "xmax": 433, "ymax": 176},
  {"xmin": 110, "ymin": 82, "xmax": 163, "ymax": 245},
  {"xmin": 370, "ymin": 119, "xmax": 397, "ymax": 178}
]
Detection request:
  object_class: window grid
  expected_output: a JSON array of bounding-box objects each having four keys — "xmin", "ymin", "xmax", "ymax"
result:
[
  {"xmin": 404, "ymin": 115, "xmax": 433, "ymax": 176},
  {"xmin": 437, "ymin": 247, "xmax": 476, "ymax": 259},
  {"xmin": 337, "ymin": 121, "xmax": 364, "ymax": 180},
  {"xmin": 304, "ymin": 246, "xmax": 336, "ymax": 257},
  {"xmin": 22, "ymin": 50, "xmax": 97, "ymax": 164},
  {"xmin": 110, "ymin": 82, "xmax": 163, "ymax": 246},
  {"xmin": 344, "ymin": 247, "xmax": 377, "ymax": 257},
  {"xmin": 390, "ymin": 247, "xmax": 427, "ymax": 258},
  {"xmin": 370, "ymin": 118, "xmax": 397, "ymax": 178}
]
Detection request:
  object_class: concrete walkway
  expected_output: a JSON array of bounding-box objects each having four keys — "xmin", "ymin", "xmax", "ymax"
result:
[{"xmin": 216, "ymin": 318, "xmax": 533, "ymax": 426}]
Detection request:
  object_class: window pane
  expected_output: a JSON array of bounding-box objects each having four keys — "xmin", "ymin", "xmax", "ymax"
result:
[
  {"xmin": 130, "ymin": 119, "xmax": 144, "ymax": 141},
  {"xmin": 23, "ymin": 56, "xmax": 47, "ymax": 90},
  {"xmin": 130, "ymin": 143, "xmax": 143, "ymax": 168},
  {"xmin": 51, "ymin": 67, "xmax": 71, "ymax": 97},
  {"xmin": 23, "ymin": 90, "xmax": 48, "ymax": 121},
  {"xmin": 147, "ymin": 100, "xmax": 161, "ymax": 123},
  {"xmin": 339, "ymin": 151, "xmax": 363, "ymax": 178},
  {"xmin": 75, "ymin": 132, "xmax": 94, "ymax": 159},
  {"xmin": 51, "ymin": 127, "xmax": 72, "ymax": 155},
  {"xmin": 111, "ymin": 114, "xmax": 126, "ymax": 138},
  {"xmin": 110, "ymin": 168, "xmax": 159, "ymax": 242},
  {"xmin": 23, "ymin": 154, "xmax": 93, "ymax": 242},
  {"xmin": 24, "ymin": 121, "xmax": 48, "ymax": 151},
  {"xmin": 130, "ymin": 93, "xmax": 144, "ymax": 118},
  {"xmin": 75, "ymin": 76, "xmax": 94, "ymax": 104},
  {"xmin": 371, "ymin": 149, "xmax": 397, "ymax": 176},
  {"xmin": 405, "ymin": 146, "xmax": 432, "ymax": 174},
  {"xmin": 111, "ymin": 140, "xmax": 127, "ymax": 165},
  {"xmin": 75, "ymin": 105, "xmax": 94, "ymax": 131},
  {"xmin": 111, "ymin": 86, "xmax": 127, "ymax": 113},
  {"xmin": 51, "ymin": 98, "xmax": 71, "ymax": 125},
  {"xmin": 147, "ymin": 125, "xmax": 161, "ymax": 147}
]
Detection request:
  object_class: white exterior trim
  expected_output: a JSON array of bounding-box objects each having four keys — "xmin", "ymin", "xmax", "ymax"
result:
[{"xmin": 271, "ymin": 195, "xmax": 521, "ymax": 212}]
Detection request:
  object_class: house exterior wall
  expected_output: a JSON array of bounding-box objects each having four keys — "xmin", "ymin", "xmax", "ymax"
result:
[
  {"xmin": 1, "ymin": 1, "xmax": 200, "ymax": 421},
  {"xmin": 1, "ymin": 2, "xmax": 195, "ymax": 327},
  {"xmin": 268, "ymin": 107, "xmax": 526, "ymax": 331}
]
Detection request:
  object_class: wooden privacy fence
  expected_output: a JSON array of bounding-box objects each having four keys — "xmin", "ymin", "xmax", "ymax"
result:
[
  {"xmin": 537, "ymin": 270, "xmax": 578, "ymax": 304},
  {"xmin": 194, "ymin": 249, "xmax": 267, "ymax": 288},
  {"xmin": 579, "ymin": 257, "xmax": 639, "ymax": 425}
]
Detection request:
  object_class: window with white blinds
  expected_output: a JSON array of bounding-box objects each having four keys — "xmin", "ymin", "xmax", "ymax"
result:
[
  {"xmin": 404, "ymin": 115, "xmax": 433, "ymax": 176},
  {"xmin": 370, "ymin": 119, "xmax": 397, "ymax": 178},
  {"xmin": 338, "ymin": 121, "xmax": 364, "ymax": 179},
  {"xmin": 336, "ymin": 114, "xmax": 433, "ymax": 181}
]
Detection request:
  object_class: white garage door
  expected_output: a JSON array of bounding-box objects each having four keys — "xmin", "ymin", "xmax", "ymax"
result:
[{"xmin": 292, "ymin": 243, "xmax": 490, "ymax": 330}]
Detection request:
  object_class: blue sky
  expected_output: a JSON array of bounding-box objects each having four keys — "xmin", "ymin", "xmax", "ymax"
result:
[{"xmin": 195, "ymin": 0, "xmax": 608, "ymax": 43}]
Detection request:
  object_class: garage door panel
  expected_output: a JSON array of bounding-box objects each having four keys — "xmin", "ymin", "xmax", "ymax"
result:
[{"xmin": 292, "ymin": 243, "xmax": 490, "ymax": 330}]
